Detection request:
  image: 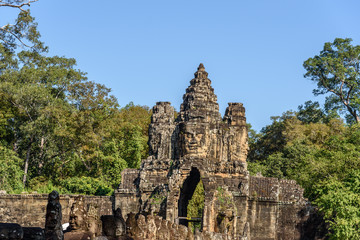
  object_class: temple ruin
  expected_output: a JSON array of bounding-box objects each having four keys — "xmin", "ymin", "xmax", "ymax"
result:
[
  {"xmin": 0, "ymin": 64, "xmax": 322, "ymax": 239},
  {"xmin": 115, "ymin": 63, "xmax": 309, "ymax": 239}
]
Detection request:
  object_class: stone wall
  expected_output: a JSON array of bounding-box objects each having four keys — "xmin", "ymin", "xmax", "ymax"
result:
[
  {"xmin": 0, "ymin": 194, "xmax": 113, "ymax": 228},
  {"xmin": 115, "ymin": 64, "xmax": 319, "ymax": 239}
]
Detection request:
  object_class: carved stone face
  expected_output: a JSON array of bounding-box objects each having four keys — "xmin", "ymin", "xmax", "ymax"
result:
[
  {"xmin": 180, "ymin": 123, "xmax": 208, "ymax": 157},
  {"xmin": 46, "ymin": 211, "xmax": 60, "ymax": 229},
  {"xmin": 69, "ymin": 213, "xmax": 84, "ymax": 231},
  {"xmin": 69, "ymin": 197, "xmax": 86, "ymax": 231},
  {"xmin": 87, "ymin": 219, "xmax": 97, "ymax": 237}
]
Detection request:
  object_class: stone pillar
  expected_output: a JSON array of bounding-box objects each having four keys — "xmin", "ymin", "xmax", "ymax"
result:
[
  {"xmin": 223, "ymin": 102, "xmax": 248, "ymax": 163},
  {"xmin": 45, "ymin": 191, "xmax": 63, "ymax": 240},
  {"xmin": 148, "ymin": 101, "xmax": 175, "ymax": 160}
]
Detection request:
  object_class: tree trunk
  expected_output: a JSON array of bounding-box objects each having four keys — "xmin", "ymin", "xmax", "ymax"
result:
[
  {"xmin": 344, "ymin": 103, "xmax": 359, "ymax": 123},
  {"xmin": 38, "ymin": 136, "xmax": 45, "ymax": 170},
  {"xmin": 22, "ymin": 137, "xmax": 33, "ymax": 186},
  {"xmin": 355, "ymin": 114, "xmax": 360, "ymax": 123}
]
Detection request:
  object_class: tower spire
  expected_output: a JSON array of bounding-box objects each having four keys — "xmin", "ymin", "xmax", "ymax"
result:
[
  {"xmin": 178, "ymin": 64, "xmax": 221, "ymax": 123},
  {"xmin": 194, "ymin": 63, "xmax": 208, "ymax": 79}
]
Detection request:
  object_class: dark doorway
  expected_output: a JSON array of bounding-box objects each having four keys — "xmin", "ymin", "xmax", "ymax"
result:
[{"xmin": 178, "ymin": 167, "xmax": 201, "ymax": 227}]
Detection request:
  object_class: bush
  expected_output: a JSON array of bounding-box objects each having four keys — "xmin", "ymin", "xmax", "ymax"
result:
[
  {"xmin": 27, "ymin": 176, "xmax": 65, "ymax": 194},
  {"xmin": 0, "ymin": 146, "xmax": 24, "ymax": 193},
  {"xmin": 314, "ymin": 170, "xmax": 360, "ymax": 239},
  {"xmin": 61, "ymin": 176, "xmax": 113, "ymax": 196}
]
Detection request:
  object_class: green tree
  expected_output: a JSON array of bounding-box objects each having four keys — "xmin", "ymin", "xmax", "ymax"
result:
[
  {"xmin": 0, "ymin": 0, "xmax": 43, "ymax": 51},
  {"xmin": 304, "ymin": 38, "xmax": 360, "ymax": 123},
  {"xmin": 314, "ymin": 170, "xmax": 360, "ymax": 239},
  {"xmin": 0, "ymin": 145, "xmax": 24, "ymax": 193},
  {"xmin": 247, "ymin": 111, "xmax": 295, "ymax": 163},
  {"xmin": 0, "ymin": 1, "xmax": 152, "ymax": 194},
  {"xmin": 0, "ymin": 52, "xmax": 87, "ymax": 185},
  {"xmin": 297, "ymin": 101, "xmax": 325, "ymax": 124}
]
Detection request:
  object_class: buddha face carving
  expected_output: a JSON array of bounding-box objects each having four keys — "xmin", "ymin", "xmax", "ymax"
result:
[
  {"xmin": 86, "ymin": 204, "xmax": 99, "ymax": 237},
  {"xmin": 180, "ymin": 123, "xmax": 208, "ymax": 157},
  {"xmin": 69, "ymin": 214, "xmax": 84, "ymax": 231},
  {"xmin": 69, "ymin": 196, "xmax": 86, "ymax": 231}
]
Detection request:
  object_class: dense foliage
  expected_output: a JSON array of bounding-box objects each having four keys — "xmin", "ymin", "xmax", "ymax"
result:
[
  {"xmin": 248, "ymin": 39, "xmax": 360, "ymax": 240},
  {"xmin": 304, "ymin": 38, "xmax": 360, "ymax": 123},
  {"xmin": 1, "ymin": 4, "xmax": 360, "ymax": 238},
  {"xmin": 0, "ymin": 6, "xmax": 151, "ymax": 195},
  {"xmin": 248, "ymin": 104, "xmax": 360, "ymax": 238}
]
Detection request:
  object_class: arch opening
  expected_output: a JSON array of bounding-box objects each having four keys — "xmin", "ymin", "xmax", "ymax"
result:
[{"xmin": 178, "ymin": 167, "xmax": 204, "ymax": 229}]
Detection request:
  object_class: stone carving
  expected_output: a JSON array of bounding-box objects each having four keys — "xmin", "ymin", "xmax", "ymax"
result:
[
  {"xmin": 112, "ymin": 64, "xmax": 310, "ymax": 239},
  {"xmin": 114, "ymin": 208, "xmax": 126, "ymax": 238},
  {"xmin": 64, "ymin": 196, "xmax": 99, "ymax": 240},
  {"xmin": 86, "ymin": 204, "xmax": 100, "ymax": 240},
  {"xmin": 45, "ymin": 191, "xmax": 63, "ymax": 240},
  {"xmin": 0, "ymin": 64, "xmax": 327, "ymax": 239},
  {"xmin": 124, "ymin": 212, "xmax": 231, "ymax": 240},
  {"xmin": 148, "ymin": 102, "xmax": 176, "ymax": 160},
  {"xmin": 0, "ymin": 223, "xmax": 23, "ymax": 240},
  {"xmin": 240, "ymin": 222, "xmax": 250, "ymax": 240},
  {"xmin": 23, "ymin": 227, "xmax": 45, "ymax": 240},
  {"xmin": 68, "ymin": 196, "xmax": 87, "ymax": 232},
  {"xmin": 100, "ymin": 215, "xmax": 116, "ymax": 238},
  {"xmin": 100, "ymin": 208, "xmax": 127, "ymax": 240}
]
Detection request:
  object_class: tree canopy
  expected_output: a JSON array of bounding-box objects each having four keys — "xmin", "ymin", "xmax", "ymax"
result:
[
  {"xmin": 0, "ymin": 0, "xmax": 43, "ymax": 51},
  {"xmin": 0, "ymin": 3, "xmax": 152, "ymax": 194},
  {"xmin": 1, "ymin": 5, "xmax": 360, "ymax": 238},
  {"xmin": 304, "ymin": 38, "xmax": 360, "ymax": 123},
  {"xmin": 247, "ymin": 99, "xmax": 360, "ymax": 239}
]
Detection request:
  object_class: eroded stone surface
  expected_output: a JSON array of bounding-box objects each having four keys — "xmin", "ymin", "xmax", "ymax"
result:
[
  {"xmin": 124, "ymin": 213, "xmax": 232, "ymax": 240},
  {"xmin": 45, "ymin": 191, "xmax": 63, "ymax": 240},
  {"xmin": 0, "ymin": 223, "xmax": 23, "ymax": 240},
  {"xmin": 115, "ymin": 64, "xmax": 311, "ymax": 239},
  {"xmin": 0, "ymin": 194, "xmax": 112, "ymax": 228},
  {"xmin": 23, "ymin": 227, "xmax": 45, "ymax": 240},
  {"xmin": 0, "ymin": 64, "xmax": 325, "ymax": 239},
  {"xmin": 64, "ymin": 196, "xmax": 101, "ymax": 240}
]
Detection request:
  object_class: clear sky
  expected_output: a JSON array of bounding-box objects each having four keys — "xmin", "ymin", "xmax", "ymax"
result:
[{"xmin": 1, "ymin": 0, "xmax": 360, "ymax": 131}]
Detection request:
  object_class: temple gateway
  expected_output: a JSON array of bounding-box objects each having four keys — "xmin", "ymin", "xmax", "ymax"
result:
[{"xmin": 115, "ymin": 64, "xmax": 310, "ymax": 239}]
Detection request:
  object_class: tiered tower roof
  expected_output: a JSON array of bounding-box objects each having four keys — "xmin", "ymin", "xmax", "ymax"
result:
[{"xmin": 178, "ymin": 63, "xmax": 221, "ymax": 123}]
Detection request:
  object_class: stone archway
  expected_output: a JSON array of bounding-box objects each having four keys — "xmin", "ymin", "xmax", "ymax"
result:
[{"xmin": 178, "ymin": 167, "xmax": 202, "ymax": 227}]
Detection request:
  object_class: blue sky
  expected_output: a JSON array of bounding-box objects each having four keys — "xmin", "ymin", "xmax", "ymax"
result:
[{"xmin": 1, "ymin": 0, "xmax": 360, "ymax": 131}]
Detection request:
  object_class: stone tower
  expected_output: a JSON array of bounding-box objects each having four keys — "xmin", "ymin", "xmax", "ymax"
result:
[{"xmin": 115, "ymin": 64, "xmax": 307, "ymax": 240}]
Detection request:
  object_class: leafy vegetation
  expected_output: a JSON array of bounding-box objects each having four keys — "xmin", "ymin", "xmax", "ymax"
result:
[
  {"xmin": 248, "ymin": 38, "xmax": 360, "ymax": 239},
  {"xmin": 304, "ymin": 38, "xmax": 360, "ymax": 123},
  {"xmin": 314, "ymin": 170, "xmax": 360, "ymax": 239},
  {"xmin": 0, "ymin": 5, "xmax": 151, "ymax": 194},
  {"xmin": 1, "ymin": 4, "xmax": 360, "ymax": 238},
  {"xmin": 187, "ymin": 179, "xmax": 204, "ymax": 232},
  {"xmin": 248, "ymin": 109, "xmax": 360, "ymax": 239}
]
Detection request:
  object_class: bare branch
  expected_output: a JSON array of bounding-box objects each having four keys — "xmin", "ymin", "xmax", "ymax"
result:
[
  {"xmin": 0, "ymin": 23, "xmax": 15, "ymax": 29},
  {"xmin": 1, "ymin": 1, "xmax": 40, "ymax": 48},
  {"xmin": 346, "ymin": 85, "xmax": 353, "ymax": 104},
  {"xmin": 0, "ymin": 0, "xmax": 38, "ymax": 12},
  {"xmin": 0, "ymin": 26, "xmax": 31, "ymax": 47},
  {"xmin": 339, "ymin": 80, "xmax": 344, "ymax": 92},
  {"xmin": 319, "ymin": 73, "xmax": 339, "ymax": 96}
]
